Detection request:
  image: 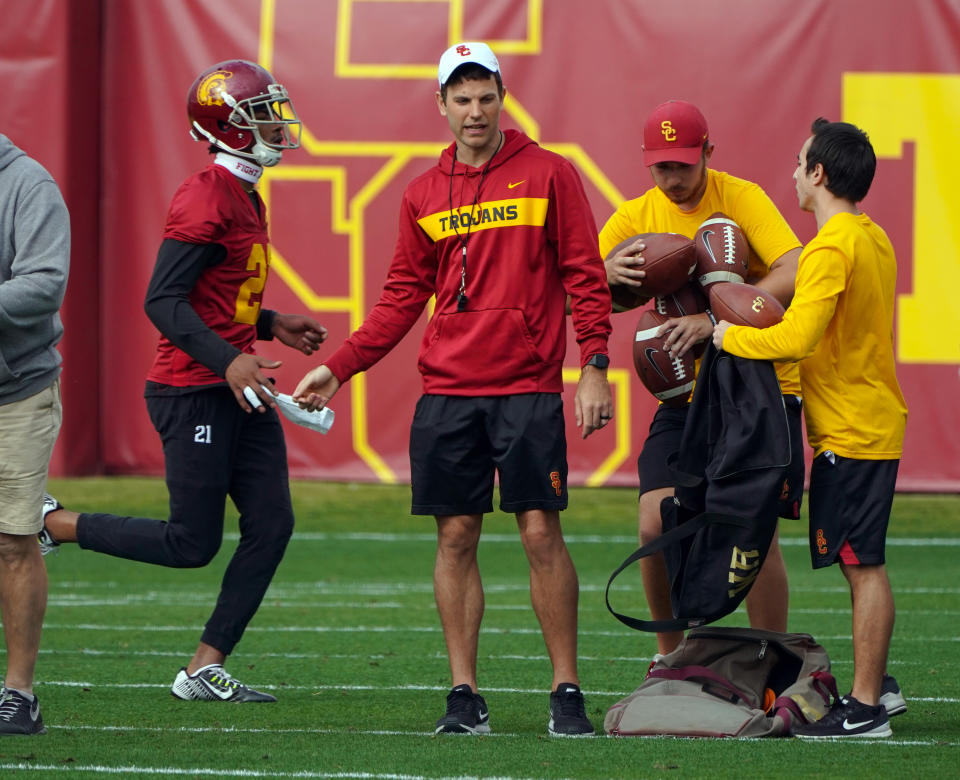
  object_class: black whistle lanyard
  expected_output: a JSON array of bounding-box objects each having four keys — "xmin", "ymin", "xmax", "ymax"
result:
[{"xmin": 448, "ymin": 132, "xmax": 502, "ymax": 311}]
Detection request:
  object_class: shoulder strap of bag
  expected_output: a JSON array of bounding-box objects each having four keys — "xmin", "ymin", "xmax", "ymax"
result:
[{"xmin": 604, "ymin": 511, "xmax": 752, "ymax": 633}]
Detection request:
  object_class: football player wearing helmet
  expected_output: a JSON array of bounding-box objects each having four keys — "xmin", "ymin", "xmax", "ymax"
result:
[
  {"xmin": 188, "ymin": 59, "xmax": 301, "ymax": 167},
  {"xmin": 38, "ymin": 60, "xmax": 324, "ymax": 703}
]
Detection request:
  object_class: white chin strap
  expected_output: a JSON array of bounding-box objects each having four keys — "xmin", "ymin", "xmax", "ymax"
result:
[
  {"xmin": 250, "ymin": 143, "xmax": 282, "ymax": 167},
  {"xmin": 190, "ymin": 122, "xmax": 283, "ymax": 167}
]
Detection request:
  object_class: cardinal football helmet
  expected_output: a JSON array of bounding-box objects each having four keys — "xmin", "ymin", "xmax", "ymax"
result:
[{"xmin": 187, "ymin": 59, "xmax": 301, "ymax": 167}]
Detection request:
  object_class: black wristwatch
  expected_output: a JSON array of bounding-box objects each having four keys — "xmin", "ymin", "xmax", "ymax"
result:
[{"xmin": 585, "ymin": 353, "xmax": 610, "ymax": 370}]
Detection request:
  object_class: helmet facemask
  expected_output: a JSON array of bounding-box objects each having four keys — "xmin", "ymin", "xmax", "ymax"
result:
[
  {"xmin": 189, "ymin": 62, "xmax": 302, "ymax": 168},
  {"xmin": 218, "ymin": 84, "xmax": 301, "ymax": 167}
]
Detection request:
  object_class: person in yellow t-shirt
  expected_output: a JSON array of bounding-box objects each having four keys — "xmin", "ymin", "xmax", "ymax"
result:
[
  {"xmin": 714, "ymin": 118, "xmax": 907, "ymax": 739},
  {"xmin": 599, "ymin": 100, "xmax": 803, "ymax": 655}
]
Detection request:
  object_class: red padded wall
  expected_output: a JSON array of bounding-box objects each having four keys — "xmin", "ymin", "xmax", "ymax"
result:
[{"xmin": 11, "ymin": 0, "xmax": 958, "ymax": 490}]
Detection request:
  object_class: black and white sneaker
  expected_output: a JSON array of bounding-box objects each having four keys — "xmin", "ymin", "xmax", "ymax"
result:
[
  {"xmin": 38, "ymin": 493, "xmax": 62, "ymax": 556},
  {"xmin": 435, "ymin": 684, "xmax": 490, "ymax": 734},
  {"xmin": 0, "ymin": 689, "xmax": 46, "ymax": 736},
  {"xmin": 793, "ymin": 695, "xmax": 891, "ymax": 739},
  {"xmin": 842, "ymin": 674, "xmax": 906, "ymax": 717},
  {"xmin": 548, "ymin": 682, "xmax": 595, "ymax": 737},
  {"xmin": 170, "ymin": 665, "xmax": 277, "ymax": 702},
  {"xmin": 879, "ymin": 674, "xmax": 907, "ymax": 717}
]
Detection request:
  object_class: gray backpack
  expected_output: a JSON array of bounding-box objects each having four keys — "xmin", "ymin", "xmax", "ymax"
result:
[{"xmin": 604, "ymin": 627, "xmax": 838, "ymax": 737}]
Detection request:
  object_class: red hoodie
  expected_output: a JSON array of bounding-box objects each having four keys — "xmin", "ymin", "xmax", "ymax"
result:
[{"xmin": 324, "ymin": 130, "xmax": 611, "ymax": 395}]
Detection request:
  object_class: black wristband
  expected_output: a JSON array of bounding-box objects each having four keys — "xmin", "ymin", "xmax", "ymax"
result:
[
  {"xmin": 586, "ymin": 353, "xmax": 610, "ymax": 369},
  {"xmin": 256, "ymin": 309, "xmax": 277, "ymax": 340}
]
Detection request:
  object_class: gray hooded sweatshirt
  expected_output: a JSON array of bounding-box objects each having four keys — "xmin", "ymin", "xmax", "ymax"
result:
[{"xmin": 0, "ymin": 134, "xmax": 70, "ymax": 405}]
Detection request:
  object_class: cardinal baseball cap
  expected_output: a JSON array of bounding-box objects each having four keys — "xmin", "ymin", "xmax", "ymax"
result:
[
  {"xmin": 438, "ymin": 42, "xmax": 500, "ymax": 87},
  {"xmin": 642, "ymin": 100, "xmax": 709, "ymax": 166}
]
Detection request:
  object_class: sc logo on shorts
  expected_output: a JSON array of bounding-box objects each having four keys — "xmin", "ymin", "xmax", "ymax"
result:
[
  {"xmin": 549, "ymin": 470, "xmax": 562, "ymax": 496},
  {"xmin": 816, "ymin": 529, "xmax": 828, "ymax": 555}
]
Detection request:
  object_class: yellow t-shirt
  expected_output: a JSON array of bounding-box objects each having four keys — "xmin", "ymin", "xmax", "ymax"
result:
[
  {"xmin": 599, "ymin": 169, "xmax": 802, "ymax": 395},
  {"xmin": 723, "ymin": 212, "xmax": 907, "ymax": 458}
]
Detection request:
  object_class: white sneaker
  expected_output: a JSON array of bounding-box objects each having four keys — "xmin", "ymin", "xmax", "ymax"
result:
[
  {"xmin": 170, "ymin": 665, "xmax": 276, "ymax": 702},
  {"xmin": 38, "ymin": 494, "xmax": 62, "ymax": 556}
]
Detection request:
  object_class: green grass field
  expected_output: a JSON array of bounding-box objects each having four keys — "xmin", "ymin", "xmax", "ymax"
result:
[{"xmin": 1, "ymin": 478, "xmax": 956, "ymax": 778}]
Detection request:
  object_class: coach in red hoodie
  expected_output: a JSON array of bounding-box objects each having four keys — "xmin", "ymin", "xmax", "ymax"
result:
[{"xmin": 294, "ymin": 42, "xmax": 612, "ymax": 736}]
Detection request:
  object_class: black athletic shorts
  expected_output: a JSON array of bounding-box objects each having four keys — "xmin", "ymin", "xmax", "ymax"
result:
[
  {"xmin": 637, "ymin": 395, "xmax": 805, "ymax": 520},
  {"xmin": 409, "ymin": 393, "xmax": 567, "ymax": 516},
  {"xmin": 636, "ymin": 404, "xmax": 688, "ymax": 496},
  {"xmin": 808, "ymin": 451, "xmax": 899, "ymax": 569}
]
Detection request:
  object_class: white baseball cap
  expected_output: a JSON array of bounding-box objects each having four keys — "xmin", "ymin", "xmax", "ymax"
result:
[{"xmin": 438, "ymin": 42, "xmax": 500, "ymax": 87}]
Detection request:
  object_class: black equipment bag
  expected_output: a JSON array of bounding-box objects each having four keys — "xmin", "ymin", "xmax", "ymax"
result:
[{"xmin": 606, "ymin": 343, "xmax": 792, "ymax": 632}]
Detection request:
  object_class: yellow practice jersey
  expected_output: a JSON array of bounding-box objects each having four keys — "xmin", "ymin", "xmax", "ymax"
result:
[
  {"xmin": 723, "ymin": 212, "xmax": 907, "ymax": 458},
  {"xmin": 599, "ymin": 169, "xmax": 802, "ymax": 394}
]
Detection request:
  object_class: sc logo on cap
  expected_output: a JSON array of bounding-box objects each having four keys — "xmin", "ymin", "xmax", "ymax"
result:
[{"xmin": 661, "ymin": 120, "xmax": 677, "ymax": 142}]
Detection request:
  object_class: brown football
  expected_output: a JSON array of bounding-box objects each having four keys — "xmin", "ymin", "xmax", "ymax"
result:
[
  {"xmin": 694, "ymin": 213, "xmax": 750, "ymax": 290},
  {"xmin": 654, "ymin": 282, "xmax": 708, "ymax": 319},
  {"xmin": 654, "ymin": 282, "xmax": 710, "ymax": 358},
  {"xmin": 633, "ymin": 309, "xmax": 695, "ymax": 407},
  {"xmin": 708, "ymin": 282, "xmax": 785, "ymax": 328},
  {"xmin": 606, "ymin": 232, "xmax": 697, "ymax": 309}
]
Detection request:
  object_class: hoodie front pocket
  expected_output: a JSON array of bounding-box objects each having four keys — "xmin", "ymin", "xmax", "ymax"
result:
[{"xmin": 419, "ymin": 309, "xmax": 544, "ymax": 389}]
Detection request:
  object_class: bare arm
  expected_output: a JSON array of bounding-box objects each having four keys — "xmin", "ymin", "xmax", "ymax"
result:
[{"xmin": 753, "ymin": 247, "xmax": 800, "ymax": 308}]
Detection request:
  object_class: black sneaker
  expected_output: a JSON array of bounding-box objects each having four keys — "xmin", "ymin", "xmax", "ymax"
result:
[
  {"xmin": 548, "ymin": 682, "xmax": 595, "ymax": 737},
  {"xmin": 170, "ymin": 665, "xmax": 277, "ymax": 702},
  {"xmin": 435, "ymin": 684, "xmax": 490, "ymax": 734},
  {"xmin": 793, "ymin": 695, "xmax": 891, "ymax": 739},
  {"xmin": 879, "ymin": 674, "xmax": 907, "ymax": 717},
  {"xmin": 843, "ymin": 674, "xmax": 906, "ymax": 717},
  {"xmin": 38, "ymin": 493, "xmax": 62, "ymax": 556},
  {"xmin": 0, "ymin": 689, "xmax": 46, "ymax": 736}
]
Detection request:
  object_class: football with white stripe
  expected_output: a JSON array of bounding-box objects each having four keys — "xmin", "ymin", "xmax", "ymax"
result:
[
  {"xmin": 632, "ymin": 309, "xmax": 695, "ymax": 407},
  {"xmin": 694, "ymin": 213, "xmax": 750, "ymax": 290}
]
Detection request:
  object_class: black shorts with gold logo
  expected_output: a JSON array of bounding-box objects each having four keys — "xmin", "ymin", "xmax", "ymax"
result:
[
  {"xmin": 410, "ymin": 393, "xmax": 567, "ymax": 516},
  {"xmin": 808, "ymin": 452, "xmax": 899, "ymax": 569}
]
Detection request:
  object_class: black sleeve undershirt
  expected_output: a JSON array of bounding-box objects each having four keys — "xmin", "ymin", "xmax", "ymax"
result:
[{"xmin": 143, "ymin": 239, "xmax": 275, "ymax": 379}]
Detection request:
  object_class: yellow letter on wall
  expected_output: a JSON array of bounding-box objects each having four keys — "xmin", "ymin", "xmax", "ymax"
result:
[{"xmin": 844, "ymin": 73, "xmax": 960, "ymax": 363}]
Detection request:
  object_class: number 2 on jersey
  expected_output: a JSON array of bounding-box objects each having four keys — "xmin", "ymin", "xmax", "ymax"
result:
[{"xmin": 234, "ymin": 243, "xmax": 268, "ymax": 324}]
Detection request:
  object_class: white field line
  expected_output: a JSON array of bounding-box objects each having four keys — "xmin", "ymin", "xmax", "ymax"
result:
[
  {"xmin": 0, "ymin": 764, "xmax": 579, "ymax": 779},
  {"xmin": 37, "ymin": 622, "xmax": 960, "ymax": 642},
  {"xmin": 233, "ymin": 532, "xmax": 960, "ymax": 547},
  {"xmin": 39, "ymin": 594, "xmax": 960, "ymax": 616},
  {"xmin": 6, "ymin": 733, "xmax": 955, "ymax": 780},
  {"xmin": 45, "ymin": 597, "xmax": 415, "ymax": 608},
  {"xmin": 22, "ymin": 724, "xmax": 960, "ymax": 749},
  {"xmin": 48, "ymin": 582, "xmax": 960, "ymax": 596},
  {"xmin": 26, "ymin": 648, "xmax": 930, "ymax": 669},
  {"xmin": 34, "ymin": 679, "xmax": 960, "ymax": 705},
  {"xmin": 33, "ymin": 648, "xmax": 649, "ymax": 661}
]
